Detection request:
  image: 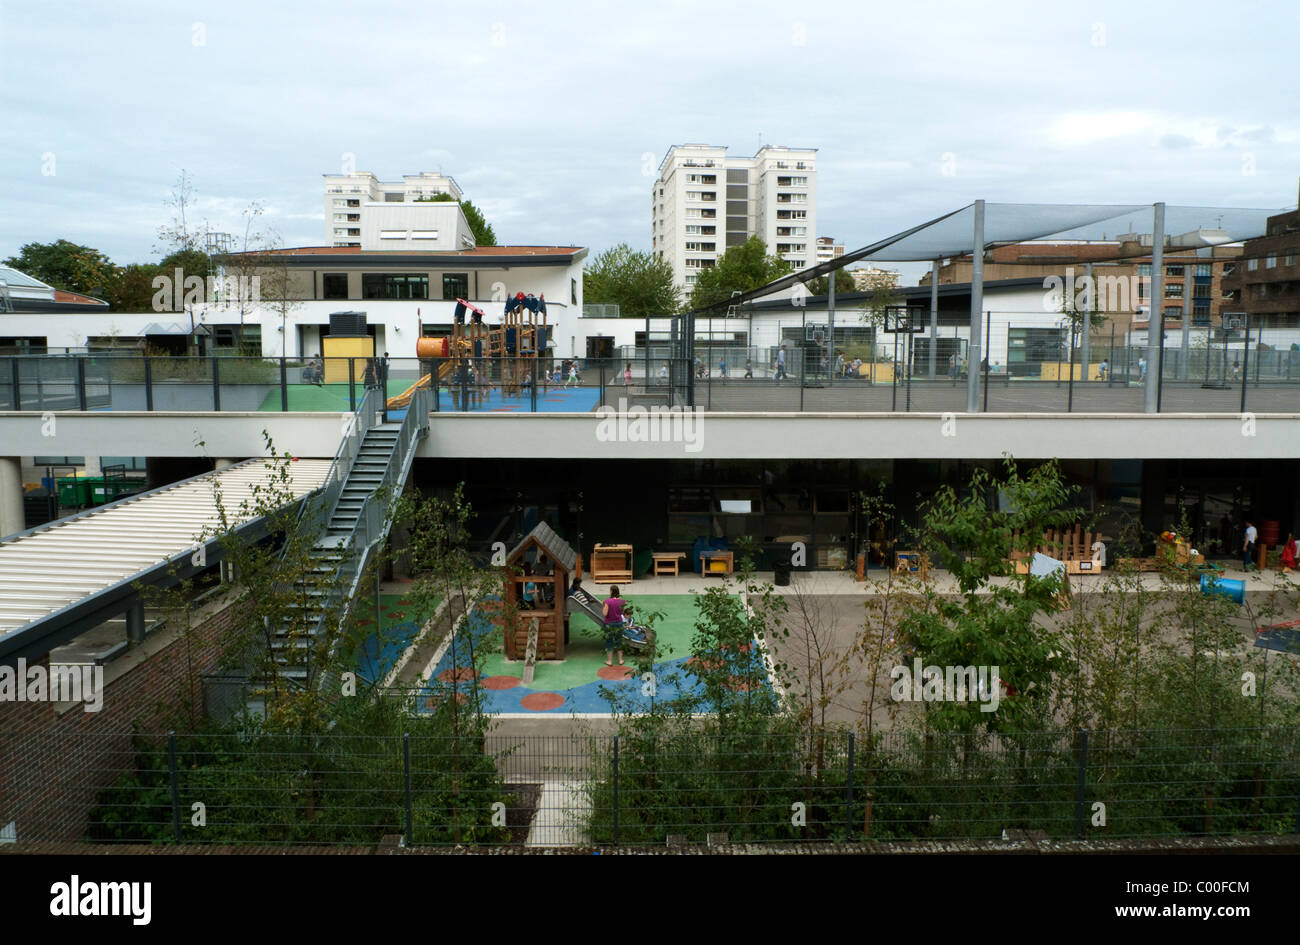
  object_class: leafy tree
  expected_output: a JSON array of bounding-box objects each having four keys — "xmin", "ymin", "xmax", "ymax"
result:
[
  {"xmin": 805, "ymin": 269, "xmax": 855, "ymax": 297},
  {"xmin": 423, "ymin": 193, "xmax": 497, "ymax": 246},
  {"xmin": 689, "ymin": 236, "xmax": 792, "ymax": 310},
  {"xmin": 899, "ymin": 458, "xmax": 1081, "ymax": 734},
  {"xmin": 108, "ymin": 262, "xmax": 164, "ymax": 311},
  {"xmin": 583, "ymin": 243, "xmax": 680, "ymax": 318},
  {"xmin": 3, "ymin": 239, "xmax": 118, "ymax": 296}
]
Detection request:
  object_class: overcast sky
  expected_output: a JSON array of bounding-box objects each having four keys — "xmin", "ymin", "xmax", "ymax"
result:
[{"xmin": 2, "ymin": 0, "xmax": 1296, "ymax": 279}]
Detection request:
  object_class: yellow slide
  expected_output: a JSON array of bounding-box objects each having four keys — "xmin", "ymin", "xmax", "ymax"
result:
[{"xmin": 386, "ymin": 361, "xmax": 456, "ymax": 410}]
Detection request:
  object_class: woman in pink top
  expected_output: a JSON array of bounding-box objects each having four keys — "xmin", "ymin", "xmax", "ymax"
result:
[{"xmin": 601, "ymin": 586, "xmax": 626, "ymax": 666}]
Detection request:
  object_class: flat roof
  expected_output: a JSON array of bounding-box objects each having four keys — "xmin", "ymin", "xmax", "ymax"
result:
[{"xmin": 0, "ymin": 458, "xmax": 331, "ymax": 663}]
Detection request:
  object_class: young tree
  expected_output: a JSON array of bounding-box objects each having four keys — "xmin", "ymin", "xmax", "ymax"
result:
[
  {"xmin": 3, "ymin": 239, "xmax": 119, "ymax": 297},
  {"xmin": 583, "ymin": 243, "xmax": 680, "ymax": 318},
  {"xmin": 804, "ymin": 269, "xmax": 855, "ymax": 297},
  {"xmin": 689, "ymin": 236, "xmax": 792, "ymax": 310},
  {"xmin": 423, "ymin": 193, "xmax": 496, "ymax": 246}
]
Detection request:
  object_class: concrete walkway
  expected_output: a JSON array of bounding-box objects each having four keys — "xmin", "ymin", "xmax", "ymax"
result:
[{"xmin": 523, "ymin": 780, "xmax": 591, "ymax": 847}]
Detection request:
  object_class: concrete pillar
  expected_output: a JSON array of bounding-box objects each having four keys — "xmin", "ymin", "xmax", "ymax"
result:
[
  {"xmin": 929, "ymin": 260, "xmax": 939, "ymax": 378},
  {"xmin": 0, "ymin": 457, "xmax": 24, "ymax": 539},
  {"xmin": 1081, "ymin": 263, "xmax": 1092, "ymax": 380}
]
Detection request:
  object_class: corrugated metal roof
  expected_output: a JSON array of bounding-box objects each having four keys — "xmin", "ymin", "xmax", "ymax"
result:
[{"xmin": 0, "ymin": 459, "xmax": 332, "ymax": 641}]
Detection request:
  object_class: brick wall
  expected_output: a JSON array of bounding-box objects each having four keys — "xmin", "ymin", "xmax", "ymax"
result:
[{"xmin": 0, "ymin": 598, "xmax": 242, "ymax": 844}]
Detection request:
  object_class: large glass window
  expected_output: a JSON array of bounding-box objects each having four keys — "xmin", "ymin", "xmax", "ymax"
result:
[
  {"xmin": 361, "ymin": 273, "xmax": 429, "ymax": 300},
  {"xmin": 441, "ymin": 273, "xmax": 469, "ymax": 300},
  {"xmin": 322, "ymin": 273, "xmax": 348, "ymax": 299}
]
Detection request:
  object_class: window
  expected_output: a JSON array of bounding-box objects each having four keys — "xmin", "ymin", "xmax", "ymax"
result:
[
  {"xmin": 333, "ymin": 199, "xmax": 347, "ymax": 207},
  {"xmin": 683, "ymin": 242, "xmax": 715, "ymax": 252},
  {"xmin": 1195, "ymin": 263, "xmax": 1212, "ymax": 277},
  {"xmin": 411, "ymin": 230, "xmax": 438, "ymax": 240},
  {"xmin": 322, "ymin": 273, "xmax": 348, "ymax": 299},
  {"xmin": 1247, "ymin": 258, "xmax": 1258, "ymax": 271},
  {"xmin": 1137, "ymin": 263, "xmax": 1151, "ymax": 276},
  {"xmin": 701, "ymin": 192, "xmax": 716, "ymax": 201},
  {"xmin": 1163, "ymin": 305, "xmax": 1182, "ymax": 318},
  {"xmin": 686, "ymin": 191, "xmax": 701, "ymax": 200},
  {"xmin": 1286, "ymin": 252, "xmax": 1296, "ymax": 266},
  {"xmin": 1137, "ymin": 280, "xmax": 1148, "ymax": 299},
  {"xmin": 441, "ymin": 273, "xmax": 469, "ymax": 300},
  {"xmin": 379, "ymin": 230, "xmax": 407, "ymax": 240},
  {"xmin": 685, "ymin": 273, "xmax": 697, "ymax": 285},
  {"xmin": 334, "ymin": 227, "xmax": 348, "ymax": 236},
  {"xmin": 1164, "ymin": 283, "xmax": 1183, "ymax": 299},
  {"xmin": 346, "ymin": 214, "xmax": 361, "ymax": 222},
  {"xmin": 1222, "ymin": 262, "xmax": 1237, "ymax": 276},
  {"xmin": 1193, "ymin": 282, "xmax": 1211, "ymax": 299},
  {"xmin": 346, "ymin": 228, "xmax": 360, "ymax": 236},
  {"xmin": 361, "ymin": 273, "xmax": 429, "ymax": 300},
  {"xmin": 1165, "ymin": 265, "xmax": 1184, "ymax": 277},
  {"xmin": 333, "ymin": 213, "xmax": 347, "ymax": 222},
  {"xmin": 685, "ymin": 225, "xmax": 702, "ymax": 235},
  {"xmin": 346, "ymin": 199, "xmax": 360, "ymax": 208},
  {"xmin": 700, "ymin": 208, "xmax": 716, "ymax": 218},
  {"xmin": 1266, "ymin": 254, "xmax": 1277, "ymax": 269},
  {"xmin": 685, "ymin": 208, "xmax": 701, "ymax": 219},
  {"xmin": 383, "ymin": 192, "xmax": 404, "ymax": 202}
]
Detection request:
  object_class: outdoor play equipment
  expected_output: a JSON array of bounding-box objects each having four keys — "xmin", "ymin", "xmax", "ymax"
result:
[
  {"xmin": 566, "ymin": 584, "xmax": 656, "ymax": 654},
  {"xmin": 386, "ymin": 294, "xmax": 551, "ymax": 410},
  {"xmin": 499, "ymin": 522, "xmax": 576, "ymax": 661},
  {"xmin": 1200, "ymin": 573, "xmax": 1246, "ymax": 604}
]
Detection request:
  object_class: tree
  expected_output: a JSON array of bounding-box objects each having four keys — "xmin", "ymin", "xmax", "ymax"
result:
[
  {"xmin": 3, "ymin": 239, "xmax": 118, "ymax": 297},
  {"xmin": 689, "ymin": 236, "xmax": 792, "ymax": 311},
  {"xmin": 805, "ymin": 269, "xmax": 855, "ymax": 297},
  {"xmin": 899, "ymin": 458, "xmax": 1081, "ymax": 734},
  {"xmin": 424, "ymin": 193, "xmax": 497, "ymax": 246},
  {"xmin": 583, "ymin": 243, "xmax": 680, "ymax": 318}
]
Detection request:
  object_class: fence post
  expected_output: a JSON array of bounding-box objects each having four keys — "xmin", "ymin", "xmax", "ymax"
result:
[
  {"xmin": 403, "ymin": 732, "xmax": 413, "ymax": 844},
  {"xmin": 1074, "ymin": 729, "xmax": 1089, "ymax": 840},
  {"xmin": 76, "ymin": 357, "xmax": 87, "ymax": 411},
  {"xmin": 280, "ymin": 355, "xmax": 288, "ymax": 412},
  {"xmin": 168, "ymin": 730, "xmax": 182, "ymax": 844},
  {"xmin": 144, "ymin": 356, "xmax": 154, "ymax": 411},
  {"xmin": 348, "ymin": 358, "xmax": 356, "ymax": 411},
  {"xmin": 211, "ymin": 356, "xmax": 221, "ymax": 411},
  {"xmin": 612, "ymin": 735, "xmax": 620, "ymax": 846},
  {"xmin": 10, "ymin": 358, "xmax": 19, "ymax": 411},
  {"xmin": 1240, "ymin": 313, "xmax": 1251, "ymax": 414},
  {"xmin": 845, "ymin": 731, "xmax": 855, "ymax": 838}
]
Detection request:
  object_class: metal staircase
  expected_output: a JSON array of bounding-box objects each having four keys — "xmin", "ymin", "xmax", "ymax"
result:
[{"xmin": 265, "ymin": 388, "xmax": 432, "ymax": 690}]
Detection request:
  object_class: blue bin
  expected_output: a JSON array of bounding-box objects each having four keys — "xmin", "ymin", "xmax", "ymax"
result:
[{"xmin": 1200, "ymin": 573, "xmax": 1244, "ymax": 604}]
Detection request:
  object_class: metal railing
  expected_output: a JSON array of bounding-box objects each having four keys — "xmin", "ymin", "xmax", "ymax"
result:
[{"xmin": 4, "ymin": 349, "xmax": 1298, "ymax": 415}]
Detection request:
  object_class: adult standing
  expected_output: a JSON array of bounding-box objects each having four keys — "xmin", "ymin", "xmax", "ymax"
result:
[
  {"xmin": 1243, "ymin": 519, "xmax": 1258, "ymax": 571},
  {"xmin": 601, "ymin": 586, "xmax": 627, "ymax": 667},
  {"xmin": 948, "ymin": 353, "xmax": 958, "ymax": 386},
  {"xmin": 775, "ymin": 346, "xmax": 787, "ymax": 382}
]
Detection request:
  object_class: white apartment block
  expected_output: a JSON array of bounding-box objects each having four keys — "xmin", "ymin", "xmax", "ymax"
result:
[
  {"xmin": 652, "ymin": 144, "xmax": 818, "ymax": 294},
  {"xmin": 322, "ymin": 171, "xmax": 476, "ymax": 252},
  {"xmin": 816, "ymin": 237, "xmax": 844, "ymax": 264}
]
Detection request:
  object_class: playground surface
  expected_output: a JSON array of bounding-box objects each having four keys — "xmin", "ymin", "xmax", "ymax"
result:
[
  {"xmin": 420, "ymin": 592, "xmax": 770, "ymax": 715},
  {"xmin": 257, "ymin": 380, "xmax": 602, "ymax": 414},
  {"xmin": 349, "ymin": 592, "xmax": 440, "ymax": 685}
]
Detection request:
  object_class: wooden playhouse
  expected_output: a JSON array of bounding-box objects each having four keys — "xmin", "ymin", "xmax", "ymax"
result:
[{"xmin": 500, "ymin": 522, "xmax": 579, "ymax": 661}]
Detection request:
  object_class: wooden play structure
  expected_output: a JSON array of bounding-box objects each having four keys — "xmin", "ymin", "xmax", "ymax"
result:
[
  {"xmin": 590, "ymin": 543, "xmax": 634, "ymax": 584},
  {"xmin": 500, "ymin": 522, "xmax": 578, "ymax": 661},
  {"xmin": 387, "ymin": 294, "xmax": 551, "ymax": 410},
  {"xmin": 1011, "ymin": 527, "xmax": 1105, "ymax": 575}
]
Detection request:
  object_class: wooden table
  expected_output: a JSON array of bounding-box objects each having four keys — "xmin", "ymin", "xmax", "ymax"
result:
[
  {"xmin": 591, "ymin": 543, "xmax": 633, "ymax": 583},
  {"xmin": 652, "ymin": 552, "xmax": 686, "ymax": 577},
  {"xmin": 701, "ymin": 550, "xmax": 734, "ymax": 577}
]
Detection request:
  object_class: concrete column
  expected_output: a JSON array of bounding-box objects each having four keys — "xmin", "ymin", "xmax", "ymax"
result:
[
  {"xmin": 0, "ymin": 457, "xmax": 24, "ymax": 539},
  {"xmin": 1180, "ymin": 258, "xmax": 1195, "ymax": 381},
  {"xmin": 1146, "ymin": 203, "xmax": 1165, "ymax": 413},
  {"xmin": 967, "ymin": 200, "xmax": 985, "ymax": 412}
]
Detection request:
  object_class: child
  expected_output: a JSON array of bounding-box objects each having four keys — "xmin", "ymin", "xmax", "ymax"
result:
[
  {"xmin": 624, "ymin": 363, "xmax": 632, "ymax": 386},
  {"xmin": 565, "ymin": 364, "xmax": 579, "ymax": 387}
]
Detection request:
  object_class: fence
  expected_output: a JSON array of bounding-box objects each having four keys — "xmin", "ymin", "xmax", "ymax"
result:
[
  {"xmin": 6, "ymin": 725, "xmax": 1297, "ymax": 847},
  {"xmin": 3, "ymin": 347, "xmax": 1298, "ymax": 415}
]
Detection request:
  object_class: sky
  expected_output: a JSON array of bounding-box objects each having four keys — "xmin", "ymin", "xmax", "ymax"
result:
[{"xmin": 2, "ymin": 0, "xmax": 1297, "ymax": 284}]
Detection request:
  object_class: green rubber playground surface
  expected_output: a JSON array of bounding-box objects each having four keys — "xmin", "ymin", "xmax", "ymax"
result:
[
  {"xmin": 257, "ymin": 381, "xmax": 410, "ymax": 412},
  {"xmin": 479, "ymin": 593, "xmax": 704, "ymax": 690}
]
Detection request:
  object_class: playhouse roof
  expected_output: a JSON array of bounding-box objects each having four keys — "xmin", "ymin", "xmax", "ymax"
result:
[{"xmin": 508, "ymin": 522, "xmax": 578, "ymax": 572}]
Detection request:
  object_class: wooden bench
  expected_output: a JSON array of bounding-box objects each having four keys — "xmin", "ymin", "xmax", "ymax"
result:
[{"xmin": 652, "ymin": 552, "xmax": 686, "ymax": 577}]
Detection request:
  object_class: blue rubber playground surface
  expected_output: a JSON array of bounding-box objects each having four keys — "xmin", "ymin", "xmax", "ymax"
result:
[
  {"xmin": 418, "ymin": 596, "xmax": 774, "ymax": 715},
  {"xmin": 435, "ymin": 384, "xmax": 602, "ymax": 413}
]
